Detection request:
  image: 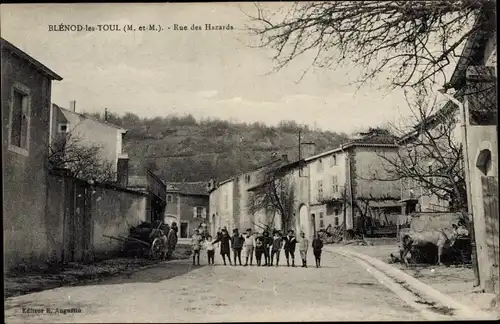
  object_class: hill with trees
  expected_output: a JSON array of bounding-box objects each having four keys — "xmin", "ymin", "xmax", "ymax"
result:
[{"xmin": 84, "ymin": 111, "xmax": 350, "ymax": 182}]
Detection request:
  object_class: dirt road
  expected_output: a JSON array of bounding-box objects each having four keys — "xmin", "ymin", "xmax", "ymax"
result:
[{"xmin": 5, "ymin": 249, "xmax": 423, "ymax": 322}]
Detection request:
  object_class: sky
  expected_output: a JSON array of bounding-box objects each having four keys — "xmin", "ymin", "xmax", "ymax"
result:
[{"xmin": 1, "ymin": 3, "xmax": 456, "ymax": 134}]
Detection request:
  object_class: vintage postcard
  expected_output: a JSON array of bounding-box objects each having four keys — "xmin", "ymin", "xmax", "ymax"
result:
[{"xmin": 2, "ymin": 2, "xmax": 498, "ymax": 323}]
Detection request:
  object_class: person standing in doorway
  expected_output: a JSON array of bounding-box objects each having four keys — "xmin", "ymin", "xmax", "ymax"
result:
[
  {"xmin": 312, "ymin": 233, "xmax": 324, "ymax": 268},
  {"xmin": 231, "ymin": 228, "xmax": 244, "ymax": 266},
  {"xmin": 213, "ymin": 228, "xmax": 232, "ymax": 265},
  {"xmin": 283, "ymin": 229, "xmax": 297, "ymax": 267},
  {"xmin": 243, "ymin": 229, "xmax": 255, "ymax": 266},
  {"xmin": 298, "ymin": 232, "xmax": 309, "ymax": 268}
]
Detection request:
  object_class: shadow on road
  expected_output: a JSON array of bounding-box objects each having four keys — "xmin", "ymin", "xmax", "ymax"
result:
[{"xmin": 98, "ymin": 259, "xmax": 205, "ymax": 285}]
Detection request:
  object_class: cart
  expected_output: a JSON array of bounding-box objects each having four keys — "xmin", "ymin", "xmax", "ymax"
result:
[{"xmin": 103, "ymin": 221, "xmax": 168, "ymax": 260}]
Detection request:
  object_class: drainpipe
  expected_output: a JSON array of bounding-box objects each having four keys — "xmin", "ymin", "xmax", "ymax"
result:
[
  {"xmin": 340, "ymin": 144, "xmax": 353, "ymax": 240},
  {"xmin": 437, "ymin": 88, "xmax": 480, "ymax": 287}
]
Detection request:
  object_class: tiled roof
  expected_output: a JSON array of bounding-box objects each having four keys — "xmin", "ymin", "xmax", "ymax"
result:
[
  {"xmin": 348, "ymin": 129, "xmax": 398, "ymax": 146},
  {"xmin": 448, "ymin": 8, "xmax": 496, "ymax": 90},
  {"xmin": 166, "ymin": 182, "xmax": 209, "ymax": 196},
  {"xmin": 54, "ymin": 104, "xmax": 126, "ymax": 131}
]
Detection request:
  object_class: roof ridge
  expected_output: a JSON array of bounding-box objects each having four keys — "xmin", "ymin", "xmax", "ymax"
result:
[{"xmin": 55, "ymin": 104, "xmax": 126, "ymax": 131}]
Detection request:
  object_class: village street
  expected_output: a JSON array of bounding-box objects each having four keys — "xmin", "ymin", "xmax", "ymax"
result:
[{"xmin": 5, "ymin": 249, "xmax": 424, "ymax": 323}]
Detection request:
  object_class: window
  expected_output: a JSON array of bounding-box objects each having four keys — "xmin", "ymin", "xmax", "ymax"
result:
[
  {"xmin": 9, "ymin": 84, "xmax": 31, "ymax": 154},
  {"xmin": 58, "ymin": 123, "xmax": 69, "ymax": 133},
  {"xmin": 317, "ymin": 180, "xmax": 323, "ymax": 200},
  {"xmin": 332, "ymin": 175, "xmax": 339, "ymax": 193},
  {"xmin": 334, "ymin": 209, "xmax": 339, "ymax": 216},
  {"xmin": 317, "ymin": 159, "xmax": 323, "ymax": 172},
  {"xmin": 330, "ymin": 154, "xmax": 337, "ymax": 166},
  {"xmin": 335, "ymin": 217, "xmax": 339, "ymax": 226},
  {"xmin": 319, "ymin": 219, "xmax": 325, "ymax": 228},
  {"xmin": 245, "ymin": 174, "xmax": 251, "ymax": 183},
  {"xmin": 319, "ymin": 212, "xmax": 324, "ymax": 219},
  {"xmin": 167, "ymin": 194, "xmax": 173, "ymax": 203},
  {"xmin": 196, "ymin": 207, "xmax": 204, "ymax": 218}
]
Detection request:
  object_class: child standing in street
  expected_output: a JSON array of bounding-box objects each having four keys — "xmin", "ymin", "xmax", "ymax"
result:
[
  {"xmin": 243, "ymin": 229, "xmax": 255, "ymax": 266},
  {"xmin": 254, "ymin": 234, "xmax": 265, "ymax": 266},
  {"xmin": 213, "ymin": 228, "xmax": 232, "ymax": 265},
  {"xmin": 262, "ymin": 231, "xmax": 272, "ymax": 266},
  {"xmin": 191, "ymin": 229, "xmax": 203, "ymax": 266},
  {"xmin": 283, "ymin": 229, "xmax": 297, "ymax": 267},
  {"xmin": 270, "ymin": 231, "xmax": 283, "ymax": 266},
  {"xmin": 204, "ymin": 235, "xmax": 216, "ymax": 265},
  {"xmin": 312, "ymin": 233, "xmax": 324, "ymax": 268},
  {"xmin": 298, "ymin": 232, "xmax": 309, "ymax": 268},
  {"xmin": 231, "ymin": 228, "xmax": 245, "ymax": 266}
]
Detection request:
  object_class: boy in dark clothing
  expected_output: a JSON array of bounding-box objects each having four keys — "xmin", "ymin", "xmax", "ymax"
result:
[
  {"xmin": 213, "ymin": 229, "xmax": 232, "ymax": 265},
  {"xmin": 254, "ymin": 235, "xmax": 265, "ymax": 266},
  {"xmin": 312, "ymin": 233, "xmax": 324, "ymax": 268},
  {"xmin": 231, "ymin": 228, "xmax": 244, "ymax": 266},
  {"xmin": 262, "ymin": 231, "xmax": 272, "ymax": 266},
  {"xmin": 282, "ymin": 229, "xmax": 297, "ymax": 267},
  {"xmin": 270, "ymin": 231, "xmax": 283, "ymax": 266}
]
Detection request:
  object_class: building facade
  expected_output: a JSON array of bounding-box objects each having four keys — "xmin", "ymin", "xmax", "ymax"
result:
[
  {"xmin": 305, "ymin": 130, "xmax": 401, "ymax": 237},
  {"xmin": 2, "ymin": 38, "xmax": 63, "ymax": 270},
  {"xmin": 447, "ymin": 11, "xmax": 498, "ymax": 295},
  {"xmin": 164, "ymin": 182, "xmax": 209, "ymax": 239},
  {"xmin": 50, "ymin": 103, "xmax": 129, "ymax": 183}
]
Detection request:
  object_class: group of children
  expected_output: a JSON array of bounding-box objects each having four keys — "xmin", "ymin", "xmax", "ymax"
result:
[{"xmin": 190, "ymin": 228, "xmax": 324, "ymax": 268}]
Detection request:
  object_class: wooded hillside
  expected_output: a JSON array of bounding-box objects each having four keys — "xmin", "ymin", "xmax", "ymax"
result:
[{"xmin": 85, "ymin": 111, "xmax": 350, "ymax": 182}]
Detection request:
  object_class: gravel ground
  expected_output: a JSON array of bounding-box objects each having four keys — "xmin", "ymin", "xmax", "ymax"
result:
[{"xmin": 5, "ymin": 247, "xmax": 424, "ymax": 323}]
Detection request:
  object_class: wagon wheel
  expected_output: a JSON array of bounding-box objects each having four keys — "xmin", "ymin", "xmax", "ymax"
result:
[{"xmin": 150, "ymin": 238, "xmax": 164, "ymax": 260}]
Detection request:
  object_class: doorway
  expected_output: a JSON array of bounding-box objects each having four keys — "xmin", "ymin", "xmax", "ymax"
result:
[
  {"xmin": 180, "ymin": 221, "xmax": 188, "ymax": 238},
  {"xmin": 299, "ymin": 204, "xmax": 309, "ymax": 237},
  {"xmin": 311, "ymin": 214, "xmax": 316, "ymax": 237}
]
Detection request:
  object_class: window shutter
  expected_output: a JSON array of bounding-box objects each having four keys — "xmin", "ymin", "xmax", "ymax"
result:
[
  {"xmin": 193, "ymin": 207, "xmax": 197, "ymax": 218},
  {"xmin": 202, "ymin": 207, "xmax": 206, "ymax": 219}
]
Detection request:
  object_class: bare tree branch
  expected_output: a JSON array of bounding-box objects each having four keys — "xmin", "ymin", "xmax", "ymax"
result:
[
  {"xmin": 370, "ymin": 85, "xmax": 467, "ymax": 212},
  {"xmin": 247, "ymin": 166, "xmax": 295, "ymax": 232},
  {"xmin": 247, "ymin": 0, "xmax": 496, "ymax": 88},
  {"xmin": 48, "ymin": 131, "xmax": 116, "ymax": 183}
]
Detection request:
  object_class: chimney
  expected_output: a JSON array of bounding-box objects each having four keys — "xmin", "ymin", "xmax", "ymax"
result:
[
  {"xmin": 301, "ymin": 145, "xmax": 316, "ymax": 159},
  {"xmin": 104, "ymin": 108, "xmax": 108, "ymax": 122},
  {"xmin": 69, "ymin": 100, "xmax": 76, "ymax": 112}
]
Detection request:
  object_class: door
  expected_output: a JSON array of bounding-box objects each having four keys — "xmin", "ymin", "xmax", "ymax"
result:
[
  {"xmin": 68, "ymin": 180, "xmax": 91, "ymax": 262},
  {"xmin": 211, "ymin": 214, "xmax": 216, "ymax": 236},
  {"xmin": 299, "ymin": 205, "xmax": 309, "ymax": 237},
  {"xmin": 311, "ymin": 214, "xmax": 316, "ymax": 237},
  {"xmin": 482, "ymin": 176, "xmax": 499, "ymax": 293},
  {"xmin": 180, "ymin": 221, "xmax": 188, "ymax": 238}
]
